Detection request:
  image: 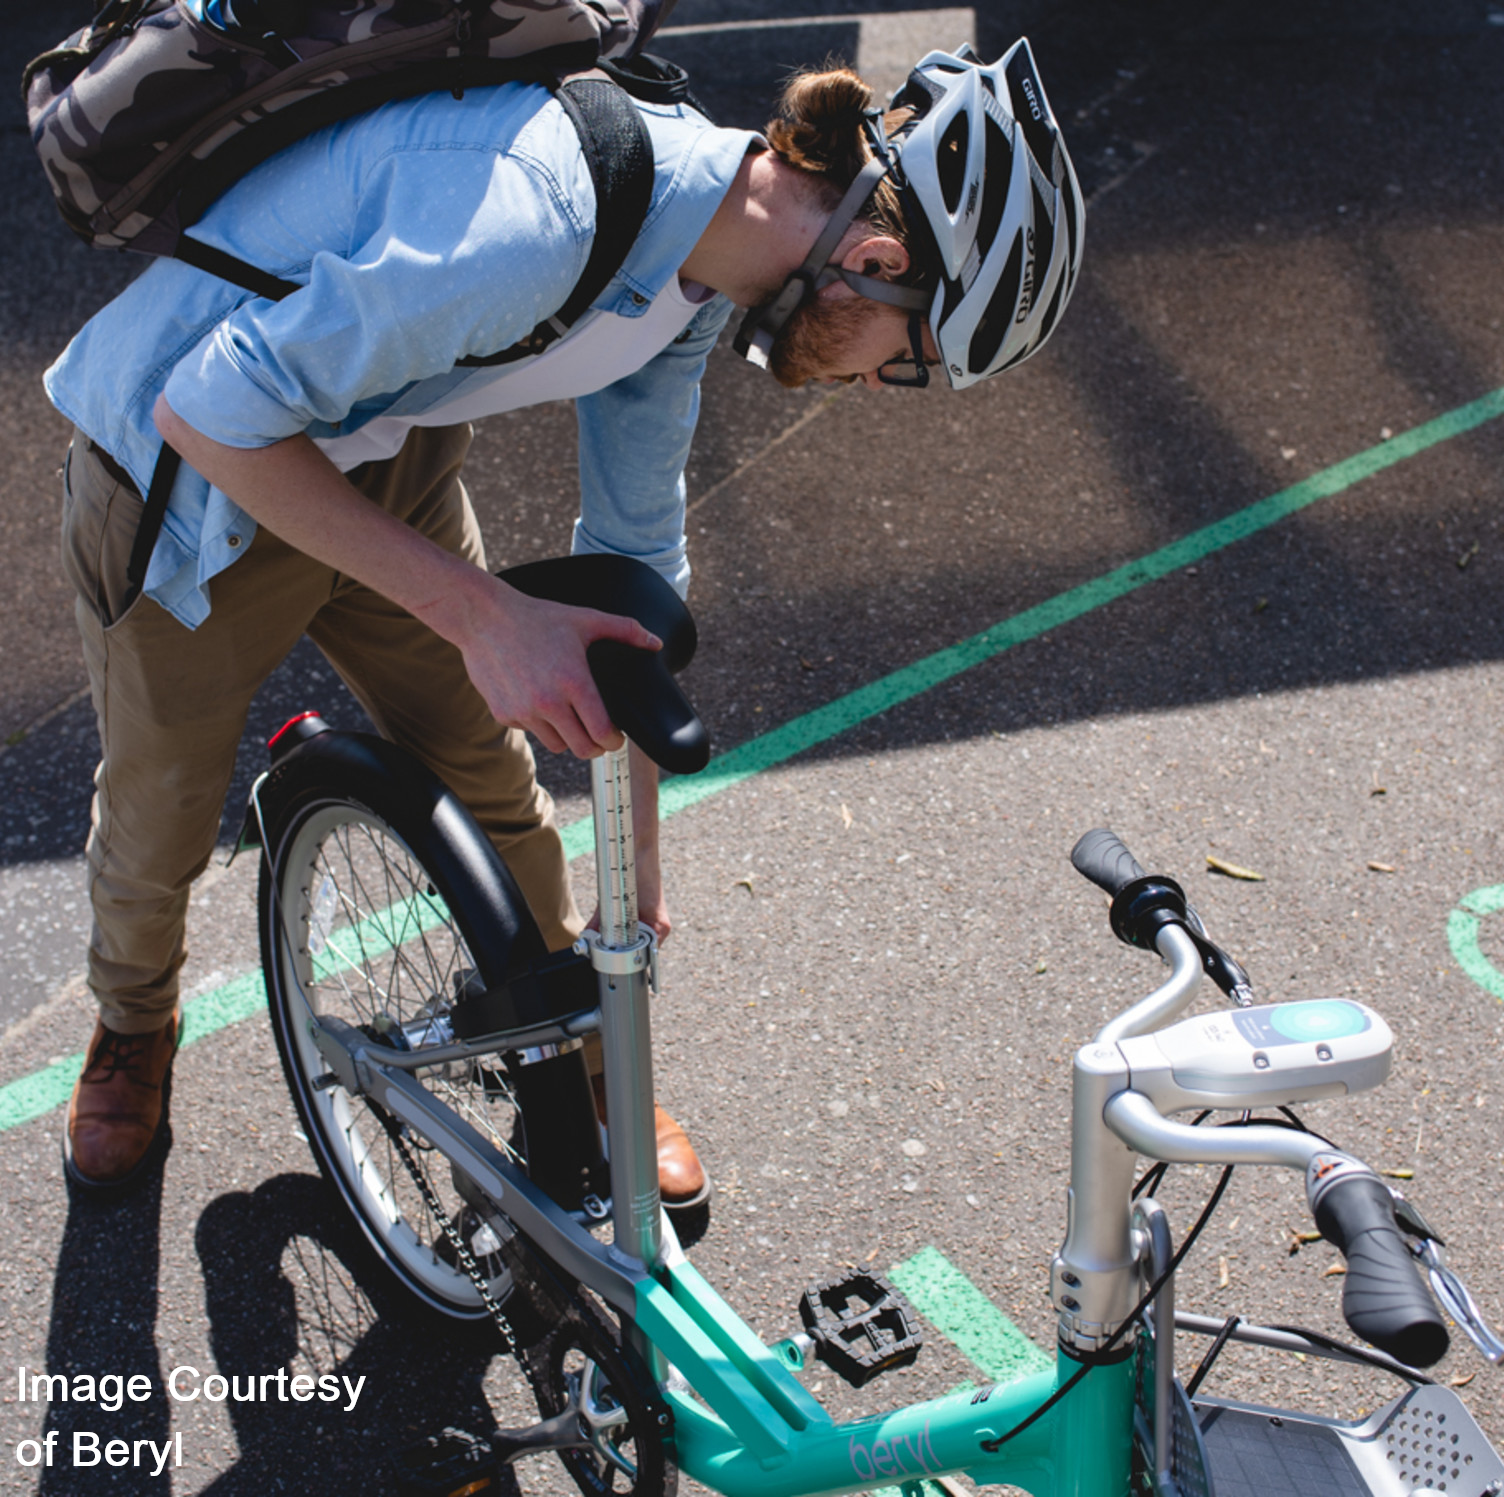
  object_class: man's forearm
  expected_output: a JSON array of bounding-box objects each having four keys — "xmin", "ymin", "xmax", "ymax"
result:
[
  {"xmin": 152, "ymin": 395, "xmax": 661, "ymax": 757},
  {"xmin": 153, "ymin": 396, "xmax": 492, "ymax": 641}
]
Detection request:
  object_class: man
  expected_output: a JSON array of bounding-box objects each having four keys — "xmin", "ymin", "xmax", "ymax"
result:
[{"xmin": 46, "ymin": 38, "xmax": 1083, "ymax": 1198}]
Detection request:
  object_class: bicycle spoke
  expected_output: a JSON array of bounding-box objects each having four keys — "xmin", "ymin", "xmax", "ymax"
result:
[{"xmin": 266, "ymin": 799, "xmax": 528, "ymax": 1317}]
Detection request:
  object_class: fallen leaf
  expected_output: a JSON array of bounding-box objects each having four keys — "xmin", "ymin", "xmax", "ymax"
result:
[
  {"xmin": 864, "ymin": 1246, "xmax": 881, "ymax": 1264},
  {"xmin": 1457, "ymin": 541, "xmax": 1479, "ymax": 570},
  {"xmin": 1207, "ymin": 855, "xmax": 1265, "ymax": 881},
  {"xmin": 1323, "ymin": 1264, "xmax": 1347, "ymax": 1278},
  {"xmin": 1379, "ymin": 1167, "xmax": 1414, "ymax": 1180},
  {"xmin": 1367, "ymin": 861, "xmax": 1396, "ymax": 874},
  {"xmin": 1218, "ymin": 1256, "xmax": 1230, "ymax": 1288},
  {"xmin": 840, "ymin": 803, "xmax": 853, "ymax": 830},
  {"xmin": 1035, "ymin": 959, "xmax": 1048, "ymax": 975},
  {"xmin": 1280, "ymin": 446, "xmax": 1298, "ymax": 461},
  {"xmin": 1449, "ymin": 1372, "xmax": 1476, "ymax": 1389},
  {"xmin": 799, "ymin": 655, "xmax": 816, "ymax": 671},
  {"xmin": 733, "ymin": 876, "xmax": 755, "ymax": 895},
  {"xmin": 1253, "ymin": 597, "xmax": 1269, "ymax": 614}
]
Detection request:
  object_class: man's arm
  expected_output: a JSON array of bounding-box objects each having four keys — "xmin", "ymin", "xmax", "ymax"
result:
[
  {"xmin": 571, "ymin": 297, "xmax": 732, "ymax": 585},
  {"xmin": 153, "ymin": 397, "xmax": 659, "ymax": 758}
]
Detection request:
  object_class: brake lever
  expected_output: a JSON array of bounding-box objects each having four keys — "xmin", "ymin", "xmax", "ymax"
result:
[
  {"xmin": 1412, "ymin": 1240, "xmax": 1504, "ymax": 1364},
  {"xmin": 1391, "ymin": 1189, "xmax": 1504, "ymax": 1364},
  {"xmin": 1183, "ymin": 901, "xmax": 1255, "ymax": 1008}
]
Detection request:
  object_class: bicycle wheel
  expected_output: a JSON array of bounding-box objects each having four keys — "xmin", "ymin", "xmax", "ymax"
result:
[{"xmin": 258, "ymin": 736, "xmax": 551, "ymax": 1323}]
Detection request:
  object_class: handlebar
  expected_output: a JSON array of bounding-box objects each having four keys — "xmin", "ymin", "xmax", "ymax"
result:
[
  {"xmin": 1074, "ymin": 825, "xmax": 1461, "ymax": 1370},
  {"xmin": 1071, "ymin": 828, "xmax": 1148, "ymax": 896},
  {"xmin": 1307, "ymin": 1156, "xmax": 1450, "ymax": 1367}
]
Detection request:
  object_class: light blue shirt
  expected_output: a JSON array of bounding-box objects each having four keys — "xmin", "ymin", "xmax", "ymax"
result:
[{"xmin": 45, "ymin": 81, "xmax": 755, "ymax": 625}]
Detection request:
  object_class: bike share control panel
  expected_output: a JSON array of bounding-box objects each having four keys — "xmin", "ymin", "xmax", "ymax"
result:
[{"xmin": 1117, "ymin": 1000, "xmax": 1393, "ymax": 1111}]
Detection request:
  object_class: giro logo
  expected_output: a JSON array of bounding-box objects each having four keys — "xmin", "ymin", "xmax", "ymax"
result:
[
  {"xmin": 848, "ymin": 1420, "xmax": 941, "ymax": 1482},
  {"xmin": 1020, "ymin": 75, "xmax": 1042, "ymax": 120},
  {"xmin": 1015, "ymin": 228, "xmax": 1037, "ymax": 323}
]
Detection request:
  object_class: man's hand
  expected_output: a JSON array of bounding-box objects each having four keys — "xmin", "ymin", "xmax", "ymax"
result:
[
  {"xmin": 153, "ymin": 396, "xmax": 659, "ymax": 758},
  {"xmin": 445, "ymin": 578, "xmax": 660, "ymax": 758}
]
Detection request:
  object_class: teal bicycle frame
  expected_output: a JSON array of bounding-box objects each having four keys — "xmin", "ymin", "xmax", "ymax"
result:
[
  {"xmin": 304, "ymin": 738, "xmax": 1502, "ymax": 1497},
  {"xmin": 636, "ymin": 1262, "xmax": 1135, "ymax": 1497}
]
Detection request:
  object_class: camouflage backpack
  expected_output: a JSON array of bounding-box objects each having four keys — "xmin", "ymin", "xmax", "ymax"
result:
[{"xmin": 25, "ymin": 0, "xmax": 681, "ymax": 258}]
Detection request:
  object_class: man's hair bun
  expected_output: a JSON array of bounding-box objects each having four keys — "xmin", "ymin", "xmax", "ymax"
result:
[{"xmin": 766, "ymin": 66, "xmax": 875, "ymax": 180}]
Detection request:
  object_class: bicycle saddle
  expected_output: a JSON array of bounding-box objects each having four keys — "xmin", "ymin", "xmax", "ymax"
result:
[{"xmin": 497, "ymin": 554, "xmax": 710, "ymax": 776}]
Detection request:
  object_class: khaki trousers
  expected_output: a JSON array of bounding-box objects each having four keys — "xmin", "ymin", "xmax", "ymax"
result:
[{"xmin": 61, "ymin": 424, "xmax": 582, "ymax": 1033}]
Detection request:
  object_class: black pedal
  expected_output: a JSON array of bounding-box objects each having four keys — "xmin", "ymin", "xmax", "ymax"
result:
[
  {"xmin": 392, "ymin": 1427, "xmax": 502, "ymax": 1496},
  {"xmin": 799, "ymin": 1271, "xmax": 923, "ymax": 1388}
]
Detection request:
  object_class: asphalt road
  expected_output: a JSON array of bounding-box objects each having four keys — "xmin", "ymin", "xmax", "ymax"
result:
[{"xmin": 1, "ymin": 1, "xmax": 1501, "ymax": 1493}]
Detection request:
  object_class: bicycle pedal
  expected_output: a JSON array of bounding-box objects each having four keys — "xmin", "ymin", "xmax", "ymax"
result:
[
  {"xmin": 798, "ymin": 1270, "xmax": 923, "ymax": 1388},
  {"xmin": 392, "ymin": 1426, "xmax": 501, "ymax": 1497}
]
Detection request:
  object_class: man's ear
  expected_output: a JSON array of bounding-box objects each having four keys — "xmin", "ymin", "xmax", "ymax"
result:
[{"xmin": 839, "ymin": 232, "xmax": 910, "ymax": 281}]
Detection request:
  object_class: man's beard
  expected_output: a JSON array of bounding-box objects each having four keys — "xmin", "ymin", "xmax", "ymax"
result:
[{"xmin": 766, "ymin": 293, "xmax": 876, "ymax": 389}]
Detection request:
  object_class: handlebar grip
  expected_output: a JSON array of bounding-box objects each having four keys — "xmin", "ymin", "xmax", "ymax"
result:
[
  {"xmin": 1309, "ymin": 1161, "xmax": 1450, "ymax": 1367},
  {"xmin": 1071, "ymin": 829, "xmax": 1148, "ymax": 897}
]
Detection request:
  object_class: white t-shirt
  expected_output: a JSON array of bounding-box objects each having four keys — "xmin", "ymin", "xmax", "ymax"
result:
[{"xmin": 314, "ymin": 276, "xmax": 715, "ymax": 472}]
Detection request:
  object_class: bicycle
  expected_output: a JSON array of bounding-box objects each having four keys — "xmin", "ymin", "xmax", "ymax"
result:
[{"xmin": 244, "ymin": 553, "xmax": 1504, "ymax": 1497}]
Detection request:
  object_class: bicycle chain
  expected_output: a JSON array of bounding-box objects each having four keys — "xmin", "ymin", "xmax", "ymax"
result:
[
  {"xmin": 376, "ymin": 1108, "xmax": 521, "ymax": 1359},
  {"xmin": 377, "ymin": 1105, "xmax": 674, "ymax": 1494}
]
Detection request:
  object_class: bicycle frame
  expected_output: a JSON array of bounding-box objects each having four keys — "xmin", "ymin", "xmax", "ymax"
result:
[{"xmin": 296, "ymin": 738, "xmax": 1502, "ymax": 1497}]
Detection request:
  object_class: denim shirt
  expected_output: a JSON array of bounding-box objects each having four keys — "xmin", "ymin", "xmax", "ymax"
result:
[{"xmin": 44, "ymin": 82, "xmax": 755, "ymax": 626}]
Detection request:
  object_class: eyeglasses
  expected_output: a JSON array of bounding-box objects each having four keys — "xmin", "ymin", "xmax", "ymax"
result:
[{"xmin": 876, "ymin": 312, "xmax": 937, "ymax": 388}]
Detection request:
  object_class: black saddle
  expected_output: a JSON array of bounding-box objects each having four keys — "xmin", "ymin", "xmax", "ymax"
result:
[{"xmin": 497, "ymin": 554, "xmax": 710, "ymax": 776}]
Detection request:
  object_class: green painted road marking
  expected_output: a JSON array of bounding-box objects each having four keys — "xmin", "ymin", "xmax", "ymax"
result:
[
  {"xmin": 889, "ymin": 1245, "xmax": 1052, "ymax": 1385},
  {"xmin": 865, "ymin": 1247, "xmax": 1050, "ymax": 1497},
  {"xmin": 3, "ymin": 387, "xmax": 1502, "ymax": 1135},
  {"xmin": 0, "ymin": 968, "xmax": 271, "ymax": 1134},
  {"xmin": 655, "ymin": 385, "xmax": 1504, "ymax": 815},
  {"xmin": 1447, "ymin": 885, "xmax": 1504, "ymax": 1002}
]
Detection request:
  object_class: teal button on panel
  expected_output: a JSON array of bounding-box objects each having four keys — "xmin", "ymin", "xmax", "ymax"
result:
[{"xmin": 1269, "ymin": 1001, "xmax": 1368, "ymax": 1042}]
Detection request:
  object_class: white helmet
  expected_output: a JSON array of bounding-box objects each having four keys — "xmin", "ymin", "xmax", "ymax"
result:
[
  {"xmin": 735, "ymin": 38, "xmax": 1085, "ymax": 390},
  {"xmin": 896, "ymin": 39, "xmax": 1085, "ymax": 386}
]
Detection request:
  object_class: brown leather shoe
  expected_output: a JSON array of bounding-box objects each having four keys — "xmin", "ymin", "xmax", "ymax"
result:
[
  {"xmin": 590, "ymin": 1072, "xmax": 711, "ymax": 1212},
  {"xmin": 64, "ymin": 1010, "xmax": 182, "ymax": 1198}
]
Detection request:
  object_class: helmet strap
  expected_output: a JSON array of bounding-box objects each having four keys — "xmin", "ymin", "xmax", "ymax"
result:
[
  {"xmin": 817, "ymin": 265, "xmax": 929, "ymax": 310},
  {"xmin": 733, "ymin": 149, "xmax": 894, "ymax": 368}
]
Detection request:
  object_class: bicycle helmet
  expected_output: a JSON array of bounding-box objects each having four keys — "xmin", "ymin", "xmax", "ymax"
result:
[{"xmin": 734, "ymin": 38, "xmax": 1085, "ymax": 390}]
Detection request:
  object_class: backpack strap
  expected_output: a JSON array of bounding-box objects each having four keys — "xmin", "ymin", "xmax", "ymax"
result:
[
  {"xmin": 455, "ymin": 72, "xmax": 653, "ymax": 366},
  {"xmin": 129, "ymin": 73, "xmax": 655, "ymax": 600},
  {"xmin": 172, "ymin": 237, "xmax": 301, "ymax": 303},
  {"xmin": 123, "ymin": 441, "xmax": 182, "ymax": 600}
]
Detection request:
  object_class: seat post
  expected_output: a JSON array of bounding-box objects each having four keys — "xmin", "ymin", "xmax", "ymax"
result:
[{"xmin": 587, "ymin": 746, "xmax": 664, "ymax": 1271}]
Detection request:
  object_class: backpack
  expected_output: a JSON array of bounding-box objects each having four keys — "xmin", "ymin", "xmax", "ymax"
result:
[
  {"xmin": 24, "ymin": 0, "xmax": 692, "ymax": 595},
  {"xmin": 24, "ymin": 0, "xmax": 681, "ymax": 260}
]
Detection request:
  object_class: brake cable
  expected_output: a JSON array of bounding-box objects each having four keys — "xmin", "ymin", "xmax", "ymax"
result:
[
  {"xmin": 998, "ymin": 1100, "xmax": 1392, "ymax": 1454},
  {"xmin": 980, "ymin": 1163, "xmax": 1235, "ymax": 1452}
]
